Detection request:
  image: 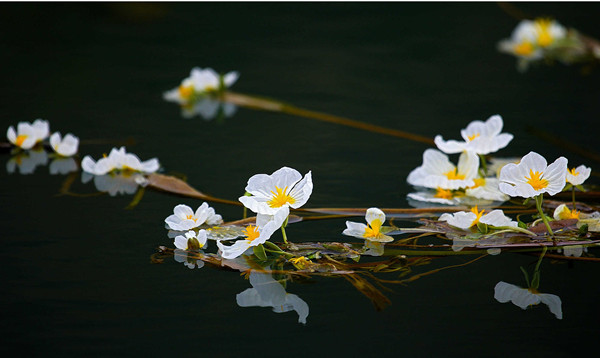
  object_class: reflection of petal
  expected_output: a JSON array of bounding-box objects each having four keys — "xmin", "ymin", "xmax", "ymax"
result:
[
  {"xmin": 84, "ymin": 173, "xmax": 140, "ymax": 196},
  {"xmin": 6, "ymin": 150, "xmax": 48, "ymax": 175},
  {"xmin": 494, "ymin": 281, "xmax": 562, "ymax": 319},
  {"xmin": 49, "ymin": 157, "xmax": 78, "ymax": 175},
  {"xmin": 173, "ymin": 249, "xmax": 204, "ymax": 269},
  {"xmin": 236, "ymin": 270, "xmax": 309, "ymax": 324}
]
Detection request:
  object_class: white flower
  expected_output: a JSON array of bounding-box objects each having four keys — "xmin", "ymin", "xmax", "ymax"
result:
[
  {"xmin": 407, "ymin": 149, "xmax": 478, "ymax": 190},
  {"xmin": 81, "ymin": 146, "xmax": 160, "ymax": 176},
  {"xmin": 494, "ymin": 281, "xmax": 562, "ymax": 319},
  {"xmin": 174, "ymin": 230, "xmax": 208, "ymax": 251},
  {"xmin": 566, "ymin": 164, "xmax": 591, "ymax": 186},
  {"xmin": 465, "ymin": 177, "xmax": 510, "ymax": 202},
  {"xmin": 81, "ymin": 172, "xmax": 142, "ymax": 196},
  {"xmin": 49, "ymin": 132, "xmax": 79, "ymax": 157},
  {"xmin": 439, "ymin": 207, "xmax": 517, "ymax": 230},
  {"xmin": 553, "ymin": 203, "xmax": 580, "ymax": 220},
  {"xmin": 217, "ymin": 210, "xmax": 287, "ymax": 260},
  {"xmin": 498, "ymin": 20, "xmax": 545, "ymax": 59},
  {"xmin": 6, "ymin": 119, "xmax": 50, "ymax": 150},
  {"xmin": 342, "ymin": 207, "xmax": 393, "ymax": 242},
  {"xmin": 239, "ymin": 166, "xmax": 313, "ymax": 217},
  {"xmin": 434, "ymin": 115, "xmax": 513, "ymax": 155},
  {"xmin": 498, "ymin": 151, "xmax": 568, "ymax": 198},
  {"xmin": 165, "ymin": 203, "xmax": 223, "ymax": 231},
  {"xmin": 236, "ymin": 270, "xmax": 309, "ymax": 324},
  {"xmin": 49, "ymin": 157, "xmax": 78, "ymax": 175},
  {"xmin": 6, "ymin": 149, "xmax": 48, "ymax": 175},
  {"xmin": 163, "ymin": 67, "xmax": 239, "ymax": 104}
]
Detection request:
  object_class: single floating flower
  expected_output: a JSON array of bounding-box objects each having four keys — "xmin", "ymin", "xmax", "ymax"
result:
[
  {"xmin": 553, "ymin": 203, "xmax": 580, "ymax": 220},
  {"xmin": 407, "ymin": 149, "xmax": 478, "ymax": 190},
  {"xmin": 217, "ymin": 210, "xmax": 286, "ymax": 260},
  {"xmin": 239, "ymin": 166, "xmax": 313, "ymax": 220},
  {"xmin": 174, "ymin": 230, "xmax": 208, "ymax": 251},
  {"xmin": 6, "ymin": 119, "xmax": 50, "ymax": 150},
  {"xmin": 498, "ymin": 151, "xmax": 568, "ymax": 198},
  {"xmin": 434, "ymin": 115, "xmax": 513, "ymax": 155},
  {"xmin": 439, "ymin": 207, "xmax": 517, "ymax": 230},
  {"xmin": 163, "ymin": 67, "xmax": 239, "ymax": 105},
  {"xmin": 49, "ymin": 132, "xmax": 79, "ymax": 157},
  {"xmin": 566, "ymin": 164, "xmax": 591, "ymax": 186},
  {"xmin": 343, "ymin": 207, "xmax": 393, "ymax": 243},
  {"xmin": 494, "ymin": 281, "xmax": 562, "ymax": 319},
  {"xmin": 81, "ymin": 146, "xmax": 160, "ymax": 176},
  {"xmin": 165, "ymin": 203, "xmax": 223, "ymax": 231}
]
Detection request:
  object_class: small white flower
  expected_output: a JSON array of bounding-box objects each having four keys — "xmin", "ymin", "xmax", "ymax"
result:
[
  {"xmin": 81, "ymin": 147, "xmax": 159, "ymax": 176},
  {"xmin": 434, "ymin": 115, "xmax": 513, "ymax": 155},
  {"xmin": 494, "ymin": 281, "xmax": 562, "ymax": 319},
  {"xmin": 6, "ymin": 119, "xmax": 49, "ymax": 150},
  {"xmin": 165, "ymin": 203, "xmax": 223, "ymax": 231},
  {"xmin": 440, "ymin": 207, "xmax": 517, "ymax": 230},
  {"xmin": 343, "ymin": 207, "xmax": 393, "ymax": 242},
  {"xmin": 163, "ymin": 67, "xmax": 239, "ymax": 104},
  {"xmin": 49, "ymin": 132, "xmax": 79, "ymax": 157},
  {"xmin": 239, "ymin": 166, "xmax": 313, "ymax": 217},
  {"xmin": 499, "ymin": 151, "xmax": 568, "ymax": 198},
  {"xmin": 174, "ymin": 230, "xmax": 208, "ymax": 251},
  {"xmin": 407, "ymin": 149, "xmax": 478, "ymax": 190},
  {"xmin": 498, "ymin": 20, "xmax": 545, "ymax": 60},
  {"xmin": 552, "ymin": 203, "xmax": 580, "ymax": 220},
  {"xmin": 566, "ymin": 164, "xmax": 591, "ymax": 186},
  {"xmin": 236, "ymin": 270, "xmax": 309, "ymax": 324}
]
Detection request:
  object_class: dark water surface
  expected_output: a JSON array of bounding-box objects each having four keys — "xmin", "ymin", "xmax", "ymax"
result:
[{"xmin": 2, "ymin": 3, "xmax": 600, "ymax": 357}]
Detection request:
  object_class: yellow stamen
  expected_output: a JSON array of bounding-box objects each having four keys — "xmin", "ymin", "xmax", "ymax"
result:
[
  {"xmin": 470, "ymin": 206, "xmax": 485, "ymax": 226},
  {"xmin": 178, "ymin": 85, "xmax": 194, "ymax": 100},
  {"xmin": 364, "ymin": 219, "xmax": 382, "ymax": 238},
  {"xmin": 514, "ymin": 41, "xmax": 535, "ymax": 56},
  {"xmin": 268, "ymin": 186, "xmax": 295, "ymax": 208},
  {"xmin": 244, "ymin": 225, "xmax": 260, "ymax": 242},
  {"xmin": 467, "ymin": 133, "xmax": 480, "ymax": 141},
  {"xmin": 186, "ymin": 214, "xmax": 198, "ymax": 222},
  {"xmin": 469, "ymin": 178, "xmax": 486, "ymax": 189},
  {"xmin": 534, "ymin": 18, "xmax": 554, "ymax": 47},
  {"xmin": 15, "ymin": 135, "xmax": 27, "ymax": 147},
  {"xmin": 434, "ymin": 188, "xmax": 453, "ymax": 199},
  {"xmin": 444, "ymin": 168, "xmax": 465, "ymax": 180},
  {"xmin": 568, "ymin": 168, "xmax": 580, "ymax": 177},
  {"xmin": 290, "ymin": 256, "xmax": 312, "ymax": 269},
  {"xmin": 525, "ymin": 169, "xmax": 549, "ymax": 191}
]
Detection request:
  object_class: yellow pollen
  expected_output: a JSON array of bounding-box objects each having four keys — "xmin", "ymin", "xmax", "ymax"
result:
[
  {"xmin": 568, "ymin": 168, "xmax": 580, "ymax": 177},
  {"xmin": 178, "ymin": 85, "xmax": 194, "ymax": 100},
  {"xmin": 244, "ymin": 225, "xmax": 260, "ymax": 242},
  {"xmin": 514, "ymin": 41, "xmax": 535, "ymax": 56},
  {"xmin": 186, "ymin": 214, "xmax": 198, "ymax": 222},
  {"xmin": 364, "ymin": 219, "xmax": 382, "ymax": 238},
  {"xmin": 434, "ymin": 188, "xmax": 453, "ymax": 199},
  {"xmin": 534, "ymin": 19, "xmax": 554, "ymax": 47},
  {"xmin": 525, "ymin": 169, "xmax": 549, "ymax": 191},
  {"xmin": 468, "ymin": 133, "xmax": 480, "ymax": 141},
  {"xmin": 444, "ymin": 168, "xmax": 465, "ymax": 180},
  {"xmin": 469, "ymin": 178, "xmax": 486, "ymax": 189},
  {"xmin": 290, "ymin": 256, "xmax": 312, "ymax": 269},
  {"xmin": 15, "ymin": 135, "xmax": 27, "ymax": 147},
  {"xmin": 470, "ymin": 206, "xmax": 485, "ymax": 226},
  {"xmin": 268, "ymin": 186, "xmax": 295, "ymax": 208}
]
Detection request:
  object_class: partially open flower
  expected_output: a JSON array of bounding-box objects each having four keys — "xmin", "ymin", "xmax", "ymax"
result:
[
  {"xmin": 165, "ymin": 203, "xmax": 223, "ymax": 231},
  {"xmin": 50, "ymin": 132, "xmax": 79, "ymax": 157},
  {"xmin": 407, "ymin": 149, "xmax": 478, "ymax": 190},
  {"xmin": 163, "ymin": 67, "xmax": 239, "ymax": 105},
  {"xmin": 343, "ymin": 207, "xmax": 393, "ymax": 242},
  {"xmin": 81, "ymin": 147, "xmax": 160, "ymax": 176},
  {"xmin": 566, "ymin": 164, "xmax": 591, "ymax": 186},
  {"xmin": 7, "ymin": 119, "xmax": 50, "ymax": 150},
  {"xmin": 553, "ymin": 203, "xmax": 580, "ymax": 220},
  {"xmin": 174, "ymin": 230, "xmax": 208, "ymax": 251},
  {"xmin": 434, "ymin": 115, "xmax": 513, "ymax": 155},
  {"xmin": 499, "ymin": 151, "xmax": 568, "ymax": 198}
]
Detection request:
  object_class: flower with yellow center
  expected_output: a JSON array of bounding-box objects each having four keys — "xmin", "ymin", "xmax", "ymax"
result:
[
  {"xmin": 434, "ymin": 115, "xmax": 514, "ymax": 155},
  {"xmin": 499, "ymin": 151, "xmax": 568, "ymax": 198},
  {"xmin": 239, "ymin": 167, "xmax": 313, "ymax": 219},
  {"xmin": 553, "ymin": 204, "xmax": 580, "ymax": 220},
  {"xmin": 7, "ymin": 119, "xmax": 50, "ymax": 150},
  {"xmin": 81, "ymin": 146, "xmax": 160, "ymax": 176},
  {"xmin": 343, "ymin": 207, "xmax": 393, "ymax": 243},
  {"xmin": 566, "ymin": 165, "xmax": 591, "ymax": 186},
  {"xmin": 533, "ymin": 18, "xmax": 566, "ymax": 48},
  {"xmin": 163, "ymin": 67, "xmax": 240, "ymax": 105},
  {"xmin": 165, "ymin": 203, "xmax": 223, "ymax": 231},
  {"xmin": 498, "ymin": 20, "xmax": 543, "ymax": 60},
  {"xmin": 289, "ymin": 256, "xmax": 312, "ymax": 270},
  {"xmin": 439, "ymin": 207, "xmax": 518, "ymax": 230},
  {"xmin": 217, "ymin": 211, "xmax": 286, "ymax": 260},
  {"xmin": 174, "ymin": 230, "xmax": 208, "ymax": 251},
  {"xmin": 407, "ymin": 149, "xmax": 478, "ymax": 190}
]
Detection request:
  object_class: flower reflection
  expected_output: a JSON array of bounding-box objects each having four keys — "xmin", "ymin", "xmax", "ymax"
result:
[
  {"xmin": 494, "ymin": 281, "xmax": 562, "ymax": 319},
  {"xmin": 237, "ymin": 270, "xmax": 309, "ymax": 324},
  {"xmin": 173, "ymin": 249, "xmax": 205, "ymax": 269},
  {"xmin": 6, "ymin": 148, "xmax": 48, "ymax": 175},
  {"xmin": 180, "ymin": 97, "xmax": 238, "ymax": 120},
  {"xmin": 81, "ymin": 171, "xmax": 143, "ymax": 196},
  {"xmin": 49, "ymin": 157, "xmax": 78, "ymax": 175}
]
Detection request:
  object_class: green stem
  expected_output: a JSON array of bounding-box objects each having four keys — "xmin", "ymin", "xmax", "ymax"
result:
[
  {"xmin": 535, "ymin": 194, "xmax": 554, "ymax": 239},
  {"xmin": 491, "ymin": 226, "xmax": 537, "ymax": 237},
  {"xmin": 264, "ymin": 248, "xmax": 294, "ymax": 258},
  {"xmin": 281, "ymin": 216, "xmax": 289, "ymax": 244},
  {"xmin": 572, "ymin": 186, "xmax": 576, "ymax": 211},
  {"xmin": 479, "ymin": 154, "xmax": 488, "ymax": 176},
  {"xmin": 264, "ymin": 241, "xmax": 285, "ymax": 252}
]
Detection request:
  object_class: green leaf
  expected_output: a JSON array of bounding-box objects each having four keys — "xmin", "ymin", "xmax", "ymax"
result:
[
  {"xmin": 477, "ymin": 222, "xmax": 489, "ymax": 234},
  {"xmin": 575, "ymin": 184, "xmax": 586, "ymax": 192},
  {"xmin": 253, "ymin": 244, "xmax": 267, "ymax": 261},
  {"xmin": 578, "ymin": 224, "xmax": 589, "ymax": 237},
  {"xmin": 518, "ymin": 221, "xmax": 528, "ymax": 229}
]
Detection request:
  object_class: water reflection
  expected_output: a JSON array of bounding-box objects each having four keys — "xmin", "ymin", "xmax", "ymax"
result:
[
  {"xmin": 494, "ymin": 281, "xmax": 562, "ymax": 319},
  {"xmin": 237, "ymin": 270, "xmax": 309, "ymax": 324},
  {"xmin": 173, "ymin": 249, "xmax": 205, "ymax": 269},
  {"xmin": 6, "ymin": 148, "xmax": 48, "ymax": 175},
  {"xmin": 81, "ymin": 172, "xmax": 143, "ymax": 196},
  {"xmin": 49, "ymin": 157, "xmax": 78, "ymax": 175},
  {"xmin": 180, "ymin": 98, "xmax": 237, "ymax": 121}
]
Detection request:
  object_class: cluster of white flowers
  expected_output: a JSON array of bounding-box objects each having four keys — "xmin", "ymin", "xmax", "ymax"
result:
[
  {"xmin": 7, "ymin": 119, "xmax": 79, "ymax": 157},
  {"xmin": 407, "ymin": 115, "xmax": 513, "ymax": 206}
]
